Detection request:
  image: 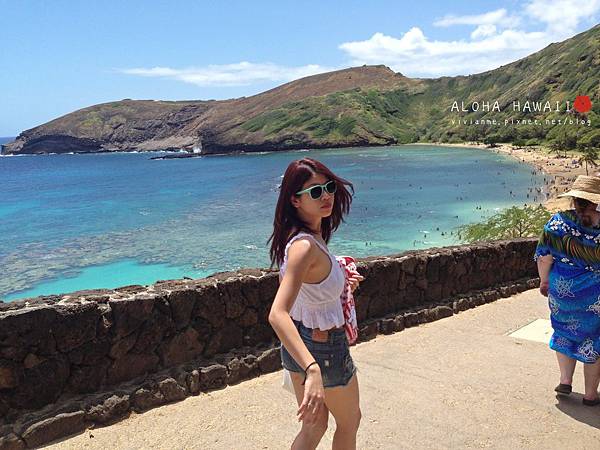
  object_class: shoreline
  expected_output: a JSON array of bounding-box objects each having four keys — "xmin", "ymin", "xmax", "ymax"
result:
[{"xmin": 411, "ymin": 142, "xmax": 589, "ymax": 212}]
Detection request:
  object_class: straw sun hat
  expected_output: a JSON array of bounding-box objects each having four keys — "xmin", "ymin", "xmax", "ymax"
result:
[{"xmin": 557, "ymin": 175, "xmax": 600, "ymax": 204}]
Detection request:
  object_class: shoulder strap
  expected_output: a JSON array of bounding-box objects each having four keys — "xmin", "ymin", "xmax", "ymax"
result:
[
  {"xmin": 284, "ymin": 232, "xmax": 311, "ymax": 259},
  {"xmin": 284, "ymin": 232, "xmax": 329, "ymax": 260}
]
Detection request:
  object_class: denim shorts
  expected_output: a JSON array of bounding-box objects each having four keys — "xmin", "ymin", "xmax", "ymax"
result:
[{"xmin": 280, "ymin": 319, "xmax": 357, "ymax": 388}]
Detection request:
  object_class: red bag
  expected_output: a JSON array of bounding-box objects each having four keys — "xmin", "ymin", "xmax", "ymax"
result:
[{"xmin": 336, "ymin": 255, "xmax": 359, "ymax": 346}]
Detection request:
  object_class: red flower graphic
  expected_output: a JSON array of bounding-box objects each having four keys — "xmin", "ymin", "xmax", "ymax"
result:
[{"xmin": 573, "ymin": 95, "xmax": 592, "ymax": 113}]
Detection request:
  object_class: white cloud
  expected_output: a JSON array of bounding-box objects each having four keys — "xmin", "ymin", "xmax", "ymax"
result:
[
  {"xmin": 339, "ymin": 27, "xmax": 550, "ymax": 76},
  {"xmin": 120, "ymin": 1, "xmax": 600, "ymax": 86},
  {"xmin": 339, "ymin": 1, "xmax": 600, "ymax": 77},
  {"xmin": 471, "ymin": 24, "xmax": 497, "ymax": 39},
  {"xmin": 434, "ymin": 8, "xmax": 519, "ymax": 28},
  {"xmin": 119, "ymin": 62, "xmax": 336, "ymax": 87},
  {"xmin": 525, "ymin": 0, "xmax": 600, "ymax": 35}
]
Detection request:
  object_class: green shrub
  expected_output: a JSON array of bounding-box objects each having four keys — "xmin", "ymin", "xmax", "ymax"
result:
[
  {"xmin": 456, "ymin": 204, "xmax": 552, "ymax": 243},
  {"xmin": 337, "ymin": 116, "xmax": 357, "ymax": 136}
]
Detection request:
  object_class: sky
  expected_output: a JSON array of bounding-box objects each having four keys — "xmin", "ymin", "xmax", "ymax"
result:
[{"xmin": 0, "ymin": 0, "xmax": 599, "ymax": 136}]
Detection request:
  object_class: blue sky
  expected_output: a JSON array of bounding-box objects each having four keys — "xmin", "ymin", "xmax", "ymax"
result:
[{"xmin": 1, "ymin": 0, "xmax": 598, "ymax": 136}]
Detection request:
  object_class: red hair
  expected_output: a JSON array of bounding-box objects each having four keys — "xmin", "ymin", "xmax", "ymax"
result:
[{"xmin": 267, "ymin": 157, "xmax": 354, "ymax": 269}]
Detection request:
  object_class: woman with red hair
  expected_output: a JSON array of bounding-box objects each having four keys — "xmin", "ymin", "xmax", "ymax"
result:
[{"xmin": 268, "ymin": 157, "xmax": 363, "ymax": 449}]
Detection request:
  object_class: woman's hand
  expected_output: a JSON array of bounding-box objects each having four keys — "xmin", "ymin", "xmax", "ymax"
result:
[
  {"xmin": 539, "ymin": 279, "xmax": 549, "ymax": 297},
  {"xmin": 349, "ymin": 272, "xmax": 364, "ymax": 292},
  {"xmin": 297, "ymin": 365, "xmax": 325, "ymax": 424}
]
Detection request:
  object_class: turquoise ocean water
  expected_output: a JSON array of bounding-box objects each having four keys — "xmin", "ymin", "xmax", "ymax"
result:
[{"xmin": 0, "ymin": 144, "xmax": 546, "ymax": 301}]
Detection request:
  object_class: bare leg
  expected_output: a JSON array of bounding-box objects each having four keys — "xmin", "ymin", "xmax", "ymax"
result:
[
  {"xmin": 556, "ymin": 351, "xmax": 576, "ymax": 385},
  {"xmin": 289, "ymin": 371, "xmax": 329, "ymax": 450},
  {"xmin": 323, "ymin": 374, "xmax": 361, "ymax": 450},
  {"xmin": 583, "ymin": 360, "xmax": 600, "ymax": 401}
]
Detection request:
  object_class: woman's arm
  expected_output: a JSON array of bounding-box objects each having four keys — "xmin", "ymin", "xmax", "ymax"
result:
[
  {"xmin": 268, "ymin": 238, "xmax": 324, "ymax": 422},
  {"xmin": 269, "ymin": 239, "xmax": 317, "ymax": 373},
  {"xmin": 537, "ymin": 254, "xmax": 553, "ymax": 297}
]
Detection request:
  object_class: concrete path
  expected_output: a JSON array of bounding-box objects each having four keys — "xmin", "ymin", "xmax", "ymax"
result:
[{"xmin": 47, "ymin": 290, "xmax": 600, "ymax": 449}]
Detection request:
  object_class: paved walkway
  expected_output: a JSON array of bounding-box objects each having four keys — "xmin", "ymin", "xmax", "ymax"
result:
[{"xmin": 48, "ymin": 290, "xmax": 600, "ymax": 449}]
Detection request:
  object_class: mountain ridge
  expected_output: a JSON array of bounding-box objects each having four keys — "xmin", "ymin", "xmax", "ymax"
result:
[{"xmin": 3, "ymin": 25, "xmax": 599, "ymax": 155}]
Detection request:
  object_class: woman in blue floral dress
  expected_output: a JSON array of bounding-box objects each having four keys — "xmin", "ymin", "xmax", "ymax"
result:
[{"xmin": 535, "ymin": 175, "xmax": 600, "ymax": 406}]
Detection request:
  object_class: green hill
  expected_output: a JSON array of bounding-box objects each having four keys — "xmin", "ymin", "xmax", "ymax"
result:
[{"xmin": 3, "ymin": 24, "xmax": 599, "ymax": 155}]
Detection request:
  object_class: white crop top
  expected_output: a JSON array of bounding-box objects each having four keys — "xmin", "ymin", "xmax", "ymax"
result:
[{"xmin": 278, "ymin": 231, "xmax": 345, "ymax": 330}]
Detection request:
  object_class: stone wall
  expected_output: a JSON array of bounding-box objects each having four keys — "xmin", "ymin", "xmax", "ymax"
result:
[{"xmin": 0, "ymin": 238, "xmax": 540, "ymax": 448}]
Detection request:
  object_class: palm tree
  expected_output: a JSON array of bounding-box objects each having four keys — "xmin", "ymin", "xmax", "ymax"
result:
[
  {"xmin": 577, "ymin": 142, "xmax": 599, "ymax": 175},
  {"xmin": 549, "ymin": 140, "xmax": 565, "ymax": 159}
]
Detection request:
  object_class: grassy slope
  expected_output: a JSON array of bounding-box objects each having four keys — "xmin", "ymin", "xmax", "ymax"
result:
[
  {"xmin": 239, "ymin": 87, "xmax": 422, "ymax": 145},
  {"xmin": 236, "ymin": 24, "xmax": 600, "ymax": 148},
  {"xmin": 24, "ymin": 100, "xmax": 210, "ymax": 140}
]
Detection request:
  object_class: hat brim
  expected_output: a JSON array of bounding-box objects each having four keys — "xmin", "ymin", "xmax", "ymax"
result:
[{"xmin": 557, "ymin": 190, "xmax": 600, "ymax": 204}]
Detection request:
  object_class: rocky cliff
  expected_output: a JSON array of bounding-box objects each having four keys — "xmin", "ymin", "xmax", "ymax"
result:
[{"xmin": 3, "ymin": 65, "xmax": 414, "ymax": 155}]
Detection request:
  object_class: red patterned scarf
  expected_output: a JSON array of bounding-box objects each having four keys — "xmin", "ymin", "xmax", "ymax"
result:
[{"xmin": 335, "ymin": 255, "xmax": 359, "ymax": 345}]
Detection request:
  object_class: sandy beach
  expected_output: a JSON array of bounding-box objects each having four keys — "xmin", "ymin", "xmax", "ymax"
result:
[{"xmin": 416, "ymin": 142, "xmax": 592, "ymax": 212}]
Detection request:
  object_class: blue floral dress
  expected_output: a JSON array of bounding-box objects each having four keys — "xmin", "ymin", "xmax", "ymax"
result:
[{"xmin": 534, "ymin": 210, "xmax": 600, "ymax": 363}]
